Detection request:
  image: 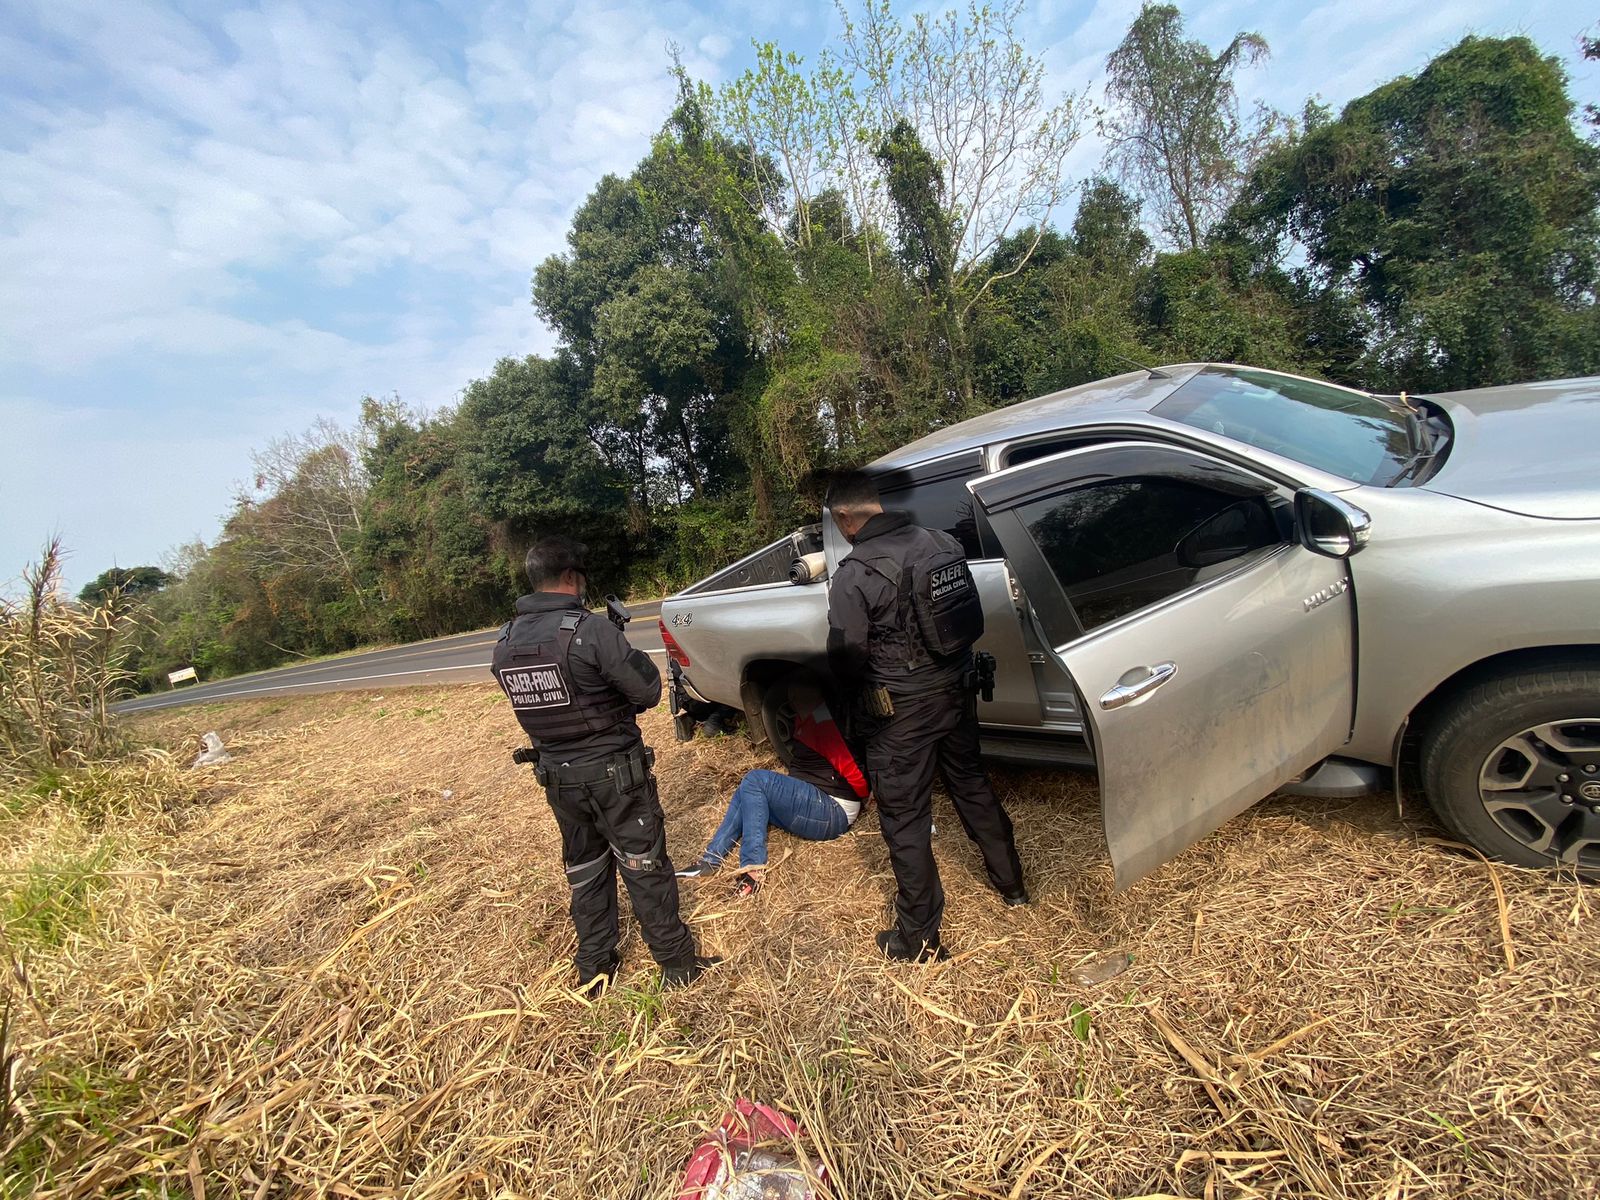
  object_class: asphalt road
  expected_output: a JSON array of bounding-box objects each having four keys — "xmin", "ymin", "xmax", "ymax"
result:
[{"xmin": 113, "ymin": 600, "xmax": 666, "ymax": 715}]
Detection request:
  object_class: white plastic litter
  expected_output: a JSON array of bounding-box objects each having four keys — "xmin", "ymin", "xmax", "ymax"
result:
[{"xmin": 191, "ymin": 731, "xmax": 233, "ymax": 767}]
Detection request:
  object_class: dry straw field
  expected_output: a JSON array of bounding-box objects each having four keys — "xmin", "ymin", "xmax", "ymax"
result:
[{"xmin": 4, "ymin": 684, "xmax": 1597, "ymax": 1198}]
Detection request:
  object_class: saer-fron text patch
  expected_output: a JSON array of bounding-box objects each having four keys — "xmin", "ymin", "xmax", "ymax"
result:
[{"xmin": 497, "ymin": 663, "xmax": 573, "ymax": 710}]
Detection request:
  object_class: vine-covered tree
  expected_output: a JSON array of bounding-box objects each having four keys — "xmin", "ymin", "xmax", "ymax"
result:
[{"xmin": 1103, "ymin": 3, "xmax": 1275, "ymax": 251}]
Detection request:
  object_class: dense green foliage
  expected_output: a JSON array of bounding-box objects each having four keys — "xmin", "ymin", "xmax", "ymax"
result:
[
  {"xmin": 1231, "ymin": 36, "xmax": 1600, "ymax": 390},
  {"xmin": 80, "ymin": 9, "xmax": 1600, "ymax": 690},
  {"xmin": 76, "ymin": 567, "xmax": 171, "ymax": 608}
]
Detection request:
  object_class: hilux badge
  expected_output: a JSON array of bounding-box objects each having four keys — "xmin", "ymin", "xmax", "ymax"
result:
[{"xmin": 1303, "ymin": 578, "xmax": 1349, "ymax": 612}]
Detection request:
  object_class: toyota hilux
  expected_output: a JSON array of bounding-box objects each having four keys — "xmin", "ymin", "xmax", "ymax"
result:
[{"xmin": 659, "ymin": 364, "xmax": 1600, "ymax": 886}]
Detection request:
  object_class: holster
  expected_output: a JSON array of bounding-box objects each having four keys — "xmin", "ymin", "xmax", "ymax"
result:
[{"xmin": 611, "ymin": 746, "xmax": 656, "ymax": 792}]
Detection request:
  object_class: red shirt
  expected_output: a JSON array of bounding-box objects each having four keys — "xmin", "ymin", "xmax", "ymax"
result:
[{"xmin": 791, "ymin": 698, "xmax": 868, "ymax": 799}]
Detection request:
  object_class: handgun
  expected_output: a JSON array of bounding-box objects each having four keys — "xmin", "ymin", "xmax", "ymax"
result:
[{"xmin": 974, "ymin": 651, "xmax": 997, "ymax": 704}]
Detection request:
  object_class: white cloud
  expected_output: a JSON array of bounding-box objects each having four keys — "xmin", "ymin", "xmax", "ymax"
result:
[
  {"xmin": 0, "ymin": 0, "xmax": 744, "ymax": 585},
  {"xmin": 0, "ymin": 0, "xmax": 735, "ymax": 380}
]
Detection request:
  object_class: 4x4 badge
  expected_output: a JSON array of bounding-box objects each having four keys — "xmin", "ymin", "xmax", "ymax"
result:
[{"xmin": 1303, "ymin": 578, "xmax": 1349, "ymax": 612}]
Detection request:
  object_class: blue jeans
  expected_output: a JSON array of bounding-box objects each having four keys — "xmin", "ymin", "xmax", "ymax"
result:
[{"xmin": 705, "ymin": 769, "xmax": 853, "ymax": 869}]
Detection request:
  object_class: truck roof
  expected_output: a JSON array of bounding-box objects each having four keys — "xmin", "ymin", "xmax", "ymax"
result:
[{"xmin": 868, "ymin": 365, "xmax": 1203, "ymax": 470}]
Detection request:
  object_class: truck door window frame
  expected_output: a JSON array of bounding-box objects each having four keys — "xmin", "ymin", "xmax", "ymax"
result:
[{"xmin": 978, "ymin": 442, "xmax": 1295, "ymax": 645}]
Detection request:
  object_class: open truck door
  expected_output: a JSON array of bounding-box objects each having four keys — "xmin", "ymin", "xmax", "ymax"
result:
[{"xmin": 968, "ymin": 442, "xmax": 1364, "ymax": 888}]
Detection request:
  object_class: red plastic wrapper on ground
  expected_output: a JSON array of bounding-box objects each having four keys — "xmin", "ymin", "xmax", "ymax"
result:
[{"xmin": 677, "ymin": 1098, "xmax": 827, "ymax": 1200}]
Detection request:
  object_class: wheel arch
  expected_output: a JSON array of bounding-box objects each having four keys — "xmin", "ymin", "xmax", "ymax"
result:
[
  {"xmin": 1405, "ymin": 645, "xmax": 1600, "ymax": 752},
  {"xmin": 739, "ymin": 658, "xmax": 843, "ymax": 764},
  {"xmin": 738, "ymin": 659, "xmax": 807, "ymax": 756}
]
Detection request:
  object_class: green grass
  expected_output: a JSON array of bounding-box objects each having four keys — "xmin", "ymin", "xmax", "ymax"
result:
[
  {"xmin": 1067, "ymin": 1001, "xmax": 1092, "ymax": 1043},
  {"xmin": 0, "ymin": 1057, "xmax": 163, "ymax": 1199},
  {"xmin": 1, "ymin": 756, "xmax": 188, "ymax": 830},
  {"xmin": 0, "ymin": 839, "xmax": 116, "ymax": 949},
  {"xmin": 0, "ymin": 1060, "xmax": 131, "ymax": 1187}
]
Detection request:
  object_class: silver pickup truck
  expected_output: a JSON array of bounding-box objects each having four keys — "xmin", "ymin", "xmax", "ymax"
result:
[{"xmin": 659, "ymin": 364, "xmax": 1600, "ymax": 886}]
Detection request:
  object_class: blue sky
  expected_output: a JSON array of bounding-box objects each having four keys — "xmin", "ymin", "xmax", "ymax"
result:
[{"xmin": 2, "ymin": 0, "xmax": 1594, "ymax": 593}]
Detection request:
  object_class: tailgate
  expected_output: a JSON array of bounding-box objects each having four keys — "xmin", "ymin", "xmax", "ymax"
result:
[{"xmin": 661, "ymin": 583, "xmax": 832, "ymax": 710}]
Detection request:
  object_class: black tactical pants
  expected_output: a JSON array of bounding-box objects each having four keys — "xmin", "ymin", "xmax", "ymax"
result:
[
  {"xmin": 539, "ymin": 750, "xmax": 698, "ymax": 980},
  {"xmin": 865, "ymin": 686, "xmax": 1024, "ymax": 950}
]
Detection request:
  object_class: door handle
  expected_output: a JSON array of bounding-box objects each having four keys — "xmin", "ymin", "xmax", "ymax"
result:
[{"xmin": 1099, "ymin": 662, "xmax": 1177, "ymax": 710}]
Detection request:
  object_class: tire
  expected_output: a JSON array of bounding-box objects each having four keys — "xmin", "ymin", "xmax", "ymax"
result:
[
  {"xmin": 759, "ymin": 677, "xmax": 800, "ymax": 769},
  {"xmin": 758, "ymin": 669, "xmax": 838, "ymax": 769},
  {"xmin": 1420, "ymin": 666, "xmax": 1600, "ymax": 879}
]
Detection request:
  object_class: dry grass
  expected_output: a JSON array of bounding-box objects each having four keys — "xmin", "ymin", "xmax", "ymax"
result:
[
  {"xmin": 3, "ymin": 684, "xmax": 1597, "ymax": 1198},
  {"xmin": 1, "ymin": 539, "xmax": 143, "ymax": 780}
]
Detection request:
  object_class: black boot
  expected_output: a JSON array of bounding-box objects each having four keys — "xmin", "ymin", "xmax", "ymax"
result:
[
  {"xmin": 876, "ymin": 929, "xmax": 950, "ymax": 963},
  {"xmin": 577, "ymin": 955, "xmax": 620, "ymax": 992},
  {"xmin": 662, "ymin": 954, "xmax": 723, "ymax": 988},
  {"xmin": 1000, "ymin": 884, "xmax": 1031, "ymax": 907}
]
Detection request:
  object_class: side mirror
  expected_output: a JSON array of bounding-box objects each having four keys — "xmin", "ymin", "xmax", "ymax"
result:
[{"xmin": 1294, "ymin": 489, "xmax": 1371, "ymax": 558}]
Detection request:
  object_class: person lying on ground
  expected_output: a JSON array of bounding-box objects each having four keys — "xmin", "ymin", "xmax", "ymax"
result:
[{"xmin": 676, "ymin": 683, "xmax": 868, "ymax": 897}]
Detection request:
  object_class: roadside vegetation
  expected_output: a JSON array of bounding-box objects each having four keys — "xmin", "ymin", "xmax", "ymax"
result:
[
  {"xmin": 1, "ymin": 686, "xmax": 1594, "ymax": 1197},
  {"xmin": 1, "ymin": 541, "xmax": 142, "ymax": 779},
  {"xmin": 53, "ymin": 2, "xmax": 1600, "ymax": 692}
]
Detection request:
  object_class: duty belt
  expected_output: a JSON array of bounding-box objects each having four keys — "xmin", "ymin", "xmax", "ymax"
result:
[
  {"xmin": 536, "ymin": 748, "xmax": 665, "ymax": 877},
  {"xmin": 535, "ymin": 747, "xmax": 655, "ymax": 792}
]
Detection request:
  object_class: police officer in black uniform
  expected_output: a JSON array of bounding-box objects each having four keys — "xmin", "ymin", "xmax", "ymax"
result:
[
  {"xmin": 492, "ymin": 536, "xmax": 718, "ymax": 990},
  {"xmin": 825, "ymin": 472, "xmax": 1028, "ymax": 962}
]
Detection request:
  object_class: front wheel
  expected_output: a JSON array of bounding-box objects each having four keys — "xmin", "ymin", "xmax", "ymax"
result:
[{"xmin": 1421, "ymin": 667, "xmax": 1600, "ymax": 879}]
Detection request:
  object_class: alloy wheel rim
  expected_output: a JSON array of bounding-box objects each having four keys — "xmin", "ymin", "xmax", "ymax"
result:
[{"xmin": 1477, "ymin": 719, "xmax": 1600, "ymax": 869}]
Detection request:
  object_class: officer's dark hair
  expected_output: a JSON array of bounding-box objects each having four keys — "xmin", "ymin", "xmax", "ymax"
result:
[
  {"xmin": 525, "ymin": 536, "xmax": 589, "ymax": 590},
  {"xmin": 825, "ymin": 470, "xmax": 883, "ymax": 513}
]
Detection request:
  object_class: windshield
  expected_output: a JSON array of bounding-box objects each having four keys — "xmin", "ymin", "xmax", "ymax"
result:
[{"xmin": 1153, "ymin": 367, "xmax": 1413, "ymax": 485}]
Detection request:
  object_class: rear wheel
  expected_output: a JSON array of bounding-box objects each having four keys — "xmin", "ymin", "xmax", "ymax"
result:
[
  {"xmin": 1421, "ymin": 667, "xmax": 1600, "ymax": 879},
  {"xmin": 759, "ymin": 669, "xmax": 840, "ymax": 769},
  {"xmin": 759, "ymin": 677, "xmax": 800, "ymax": 768}
]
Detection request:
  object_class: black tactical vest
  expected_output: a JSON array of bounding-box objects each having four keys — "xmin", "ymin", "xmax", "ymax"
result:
[
  {"xmin": 841, "ymin": 517, "xmax": 970, "ymax": 695},
  {"xmin": 493, "ymin": 608, "xmax": 632, "ymax": 745}
]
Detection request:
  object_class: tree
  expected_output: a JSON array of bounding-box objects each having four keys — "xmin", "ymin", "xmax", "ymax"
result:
[
  {"xmin": 1136, "ymin": 244, "xmax": 1317, "ymax": 371},
  {"xmin": 970, "ymin": 181, "xmax": 1158, "ymax": 403},
  {"xmin": 357, "ymin": 397, "xmax": 513, "ymax": 638},
  {"xmin": 718, "ymin": 43, "xmax": 831, "ymax": 252},
  {"xmin": 1103, "ymin": 4, "xmax": 1274, "ymax": 251},
  {"xmin": 455, "ymin": 355, "xmax": 629, "ymax": 545},
  {"xmin": 78, "ymin": 566, "xmax": 171, "ymax": 608},
  {"xmin": 1233, "ymin": 35, "xmax": 1600, "ymax": 390},
  {"xmin": 1584, "ymin": 28, "xmax": 1599, "ymax": 132},
  {"xmin": 239, "ymin": 418, "xmax": 373, "ymax": 612},
  {"xmin": 836, "ymin": 0, "xmax": 1081, "ymax": 316},
  {"xmin": 534, "ymin": 95, "xmax": 761, "ymax": 515}
]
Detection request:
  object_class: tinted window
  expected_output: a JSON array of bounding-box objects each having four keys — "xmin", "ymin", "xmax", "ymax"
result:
[
  {"xmin": 1154, "ymin": 367, "xmax": 1411, "ymax": 484},
  {"xmin": 880, "ymin": 475, "xmax": 989, "ymax": 558},
  {"xmin": 1018, "ymin": 477, "xmax": 1281, "ymax": 631},
  {"xmin": 1004, "ymin": 437, "xmax": 1089, "ymax": 468}
]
